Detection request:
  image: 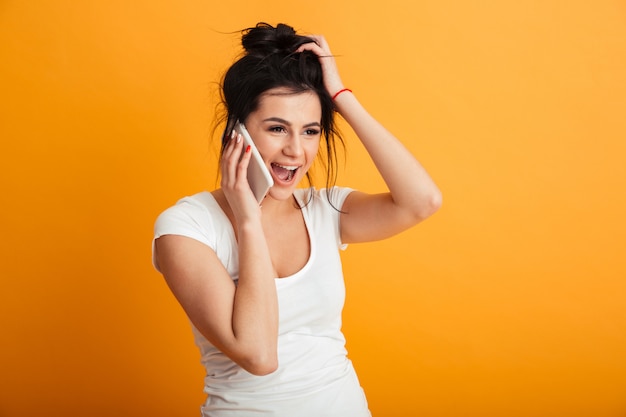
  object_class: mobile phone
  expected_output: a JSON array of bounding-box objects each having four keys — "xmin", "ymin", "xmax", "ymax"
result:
[{"xmin": 234, "ymin": 121, "xmax": 274, "ymax": 203}]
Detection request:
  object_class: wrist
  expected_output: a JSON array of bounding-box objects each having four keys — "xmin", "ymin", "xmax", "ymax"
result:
[{"xmin": 331, "ymin": 88, "xmax": 352, "ymax": 101}]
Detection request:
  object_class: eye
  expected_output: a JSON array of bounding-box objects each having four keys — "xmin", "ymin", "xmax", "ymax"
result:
[
  {"xmin": 304, "ymin": 128, "xmax": 321, "ymax": 136},
  {"xmin": 269, "ymin": 125, "xmax": 287, "ymax": 134}
]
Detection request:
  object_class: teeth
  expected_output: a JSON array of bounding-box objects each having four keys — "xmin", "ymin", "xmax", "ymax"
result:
[{"xmin": 276, "ymin": 164, "xmax": 298, "ymax": 171}]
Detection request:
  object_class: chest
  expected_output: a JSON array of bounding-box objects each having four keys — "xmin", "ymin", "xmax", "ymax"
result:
[{"xmin": 263, "ymin": 210, "xmax": 310, "ymax": 278}]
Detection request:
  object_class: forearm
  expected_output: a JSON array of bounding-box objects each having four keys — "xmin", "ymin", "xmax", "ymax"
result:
[
  {"xmin": 335, "ymin": 92, "xmax": 442, "ymax": 218},
  {"xmin": 231, "ymin": 220, "xmax": 279, "ymax": 373}
]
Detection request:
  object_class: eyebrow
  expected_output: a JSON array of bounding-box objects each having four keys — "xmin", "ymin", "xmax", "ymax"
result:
[{"xmin": 262, "ymin": 117, "xmax": 321, "ymax": 128}]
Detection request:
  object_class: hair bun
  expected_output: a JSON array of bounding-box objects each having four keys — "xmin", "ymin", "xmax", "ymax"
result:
[{"xmin": 242, "ymin": 22, "xmax": 307, "ymax": 56}]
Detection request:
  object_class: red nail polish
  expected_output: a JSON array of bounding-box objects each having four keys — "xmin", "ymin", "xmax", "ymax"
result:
[{"xmin": 246, "ymin": 145, "xmax": 251, "ymax": 153}]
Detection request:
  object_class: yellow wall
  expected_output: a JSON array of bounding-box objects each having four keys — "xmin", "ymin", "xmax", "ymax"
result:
[{"xmin": 1, "ymin": 1, "xmax": 625, "ymax": 416}]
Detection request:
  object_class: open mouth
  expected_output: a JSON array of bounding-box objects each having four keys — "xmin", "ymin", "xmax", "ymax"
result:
[{"xmin": 271, "ymin": 163, "xmax": 299, "ymax": 182}]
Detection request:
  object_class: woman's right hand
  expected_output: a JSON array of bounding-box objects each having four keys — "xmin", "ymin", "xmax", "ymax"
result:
[
  {"xmin": 155, "ymin": 128, "xmax": 280, "ymax": 377},
  {"xmin": 220, "ymin": 129, "xmax": 262, "ymax": 223}
]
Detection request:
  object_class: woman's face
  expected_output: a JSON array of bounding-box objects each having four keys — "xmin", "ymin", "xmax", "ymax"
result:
[{"xmin": 244, "ymin": 87, "xmax": 322, "ymax": 202}]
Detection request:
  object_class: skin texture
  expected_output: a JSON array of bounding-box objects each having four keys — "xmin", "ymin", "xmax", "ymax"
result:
[{"xmin": 154, "ymin": 34, "xmax": 442, "ymax": 376}]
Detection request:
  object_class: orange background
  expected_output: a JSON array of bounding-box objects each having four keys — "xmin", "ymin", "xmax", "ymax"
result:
[{"xmin": 1, "ymin": 1, "xmax": 625, "ymax": 416}]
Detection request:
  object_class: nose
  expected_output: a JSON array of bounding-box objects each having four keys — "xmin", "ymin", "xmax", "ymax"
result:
[{"xmin": 283, "ymin": 133, "xmax": 304, "ymax": 158}]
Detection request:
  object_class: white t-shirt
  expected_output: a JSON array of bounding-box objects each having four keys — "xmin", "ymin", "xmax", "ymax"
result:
[{"xmin": 153, "ymin": 187, "xmax": 371, "ymax": 417}]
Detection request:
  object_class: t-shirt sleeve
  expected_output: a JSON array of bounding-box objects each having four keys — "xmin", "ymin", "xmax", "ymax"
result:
[
  {"xmin": 152, "ymin": 197, "xmax": 215, "ymax": 272},
  {"xmin": 321, "ymin": 186, "xmax": 354, "ymax": 251}
]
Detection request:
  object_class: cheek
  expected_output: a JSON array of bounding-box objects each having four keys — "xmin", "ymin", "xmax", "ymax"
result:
[
  {"xmin": 255, "ymin": 140, "xmax": 278, "ymax": 161},
  {"xmin": 303, "ymin": 144, "xmax": 320, "ymax": 168},
  {"xmin": 306, "ymin": 139, "xmax": 321, "ymax": 158}
]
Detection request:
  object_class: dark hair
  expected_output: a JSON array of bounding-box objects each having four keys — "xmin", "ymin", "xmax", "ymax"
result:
[{"xmin": 218, "ymin": 22, "xmax": 343, "ymax": 192}]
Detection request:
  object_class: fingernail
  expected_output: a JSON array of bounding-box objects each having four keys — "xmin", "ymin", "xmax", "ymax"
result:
[
  {"xmin": 237, "ymin": 134, "xmax": 242, "ymax": 144},
  {"xmin": 230, "ymin": 129, "xmax": 236, "ymax": 139},
  {"xmin": 245, "ymin": 145, "xmax": 251, "ymax": 153}
]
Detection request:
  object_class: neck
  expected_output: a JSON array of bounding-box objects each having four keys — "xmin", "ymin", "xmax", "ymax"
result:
[{"xmin": 259, "ymin": 192, "xmax": 300, "ymax": 217}]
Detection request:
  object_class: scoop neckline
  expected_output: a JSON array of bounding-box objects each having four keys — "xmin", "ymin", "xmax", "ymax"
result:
[{"xmin": 202, "ymin": 190, "xmax": 315, "ymax": 281}]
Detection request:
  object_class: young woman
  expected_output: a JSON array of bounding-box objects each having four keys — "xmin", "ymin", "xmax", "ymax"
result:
[{"xmin": 153, "ymin": 22, "xmax": 441, "ymax": 416}]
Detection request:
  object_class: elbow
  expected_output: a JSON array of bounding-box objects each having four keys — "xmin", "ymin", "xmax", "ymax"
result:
[
  {"xmin": 428, "ymin": 188, "xmax": 443, "ymax": 215},
  {"xmin": 248, "ymin": 363, "xmax": 279, "ymax": 376},
  {"xmin": 239, "ymin": 351, "xmax": 279, "ymax": 376},
  {"xmin": 413, "ymin": 188, "xmax": 442, "ymax": 222}
]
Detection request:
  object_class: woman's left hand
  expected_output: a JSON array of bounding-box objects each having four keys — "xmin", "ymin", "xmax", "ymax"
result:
[{"xmin": 297, "ymin": 35, "xmax": 345, "ymax": 99}]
